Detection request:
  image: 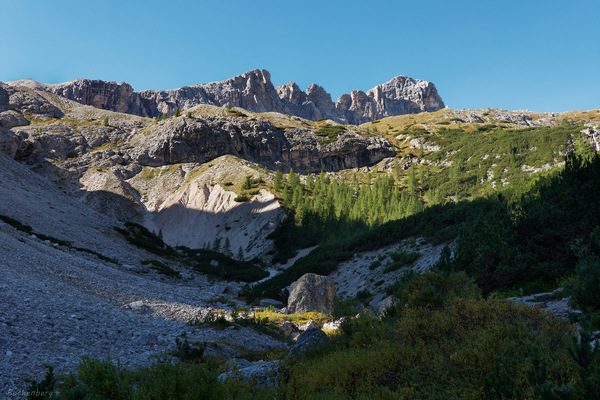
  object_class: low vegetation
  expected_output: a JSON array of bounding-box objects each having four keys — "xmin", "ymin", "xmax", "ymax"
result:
[
  {"xmin": 315, "ymin": 123, "xmax": 345, "ymax": 144},
  {"xmin": 0, "ymin": 214, "xmax": 118, "ymax": 263},
  {"xmin": 28, "ymin": 269, "xmax": 600, "ymax": 399},
  {"xmin": 114, "ymin": 222, "xmax": 268, "ymax": 282}
]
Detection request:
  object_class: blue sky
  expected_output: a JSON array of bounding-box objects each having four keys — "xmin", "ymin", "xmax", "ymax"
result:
[{"xmin": 1, "ymin": 0, "xmax": 598, "ymax": 112}]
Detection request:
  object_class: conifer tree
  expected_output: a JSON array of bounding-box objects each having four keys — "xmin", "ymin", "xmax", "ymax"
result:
[
  {"xmin": 212, "ymin": 237, "xmax": 221, "ymax": 252},
  {"xmin": 274, "ymin": 170, "xmax": 283, "ymax": 191},
  {"xmin": 224, "ymin": 237, "xmax": 233, "ymax": 257}
]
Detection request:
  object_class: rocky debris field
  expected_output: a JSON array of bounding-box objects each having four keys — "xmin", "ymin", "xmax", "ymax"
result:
[{"xmin": 0, "ymin": 224, "xmax": 287, "ymax": 392}]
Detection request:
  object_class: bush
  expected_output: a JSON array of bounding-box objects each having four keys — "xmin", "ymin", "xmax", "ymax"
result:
[
  {"xmin": 391, "ymin": 270, "xmax": 480, "ymax": 310},
  {"xmin": 383, "ymin": 250, "xmax": 420, "ymax": 273},
  {"xmin": 141, "ymin": 259, "xmax": 181, "ymax": 278},
  {"xmin": 234, "ymin": 193, "xmax": 250, "ymax": 202},
  {"xmin": 570, "ymin": 255, "xmax": 600, "ymax": 313},
  {"xmin": 315, "ymin": 124, "xmax": 345, "ymax": 144},
  {"xmin": 172, "ymin": 338, "xmax": 206, "ymax": 361},
  {"xmin": 284, "ymin": 296, "xmax": 578, "ymax": 398}
]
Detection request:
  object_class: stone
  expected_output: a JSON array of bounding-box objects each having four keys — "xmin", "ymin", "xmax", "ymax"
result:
[
  {"xmin": 375, "ymin": 296, "xmax": 395, "ymax": 316},
  {"xmin": 287, "ymin": 273, "xmax": 335, "ymax": 314},
  {"xmin": 289, "ymin": 327, "xmax": 329, "ymax": 359},
  {"xmin": 275, "ymin": 321, "xmax": 298, "ymax": 337},
  {"xmin": 124, "ymin": 300, "xmax": 151, "ymax": 315},
  {"xmin": 210, "ymin": 259, "xmax": 219, "ymax": 267},
  {"xmin": 298, "ymin": 320, "xmax": 318, "ymax": 331},
  {"xmin": 409, "ymin": 137, "xmax": 441, "ymax": 153},
  {"xmin": 323, "ymin": 318, "xmax": 346, "ymax": 331},
  {"xmin": 218, "ymin": 359, "xmax": 282, "ymax": 387},
  {"xmin": 222, "ymin": 283, "xmax": 240, "ymax": 296},
  {"xmin": 259, "ymin": 299, "xmax": 285, "ymax": 309},
  {"xmin": 0, "ymin": 127, "xmax": 18, "ymax": 159},
  {"xmin": 0, "ymin": 110, "xmax": 29, "ymax": 129}
]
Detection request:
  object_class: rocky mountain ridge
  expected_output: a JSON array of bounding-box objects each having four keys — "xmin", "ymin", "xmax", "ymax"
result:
[{"xmin": 8, "ymin": 69, "xmax": 445, "ymax": 124}]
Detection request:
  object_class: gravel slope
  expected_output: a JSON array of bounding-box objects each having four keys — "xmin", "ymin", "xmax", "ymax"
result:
[{"xmin": 0, "ymin": 154, "xmax": 286, "ymax": 392}]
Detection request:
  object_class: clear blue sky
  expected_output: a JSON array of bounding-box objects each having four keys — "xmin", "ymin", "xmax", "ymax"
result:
[{"xmin": 1, "ymin": 0, "xmax": 598, "ymax": 112}]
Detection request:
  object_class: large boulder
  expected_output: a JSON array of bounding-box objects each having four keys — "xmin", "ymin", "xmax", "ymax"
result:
[
  {"xmin": 0, "ymin": 128, "xmax": 18, "ymax": 159},
  {"xmin": 287, "ymin": 273, "xmax": 335, "ymax": 314},
  {"xmin": 218, "ymin": 359, "xmax": 282, "ymax": 387},
  {"xmin": 288, "ymin": 327, "xmax": 329, "ymax": 359}
]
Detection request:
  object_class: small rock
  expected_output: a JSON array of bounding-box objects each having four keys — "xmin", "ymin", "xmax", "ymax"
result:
[
  {"xmin": 298, "ymin": 320, "xmax": 318, "ymax": 331},
  {"xmin": 222, "ymin": 283, "xmax": 239, "ymax": 296},
  {"xmin": 323, "ymin": 318, "xmax": 346, "ymax": 331},
  {"xmin": 210, "ymin": 259, "xmax": 219, "ymax": 267},
  {"xmin": 218, "ymin": 359, "xmax": 281, "ymax": 387},
  {"xmin": 259, "ymin": 299, "xmax": 284, "ymax": 309},
  {"xmin": 275, "ymin": 321, "xmax": 298, "ymax": 336},
  {"xmin": 375, "ymin": 296, "xmax": 395, "ymax": 316},
  {"xmin": 180, "ymin": 271, "xmax": 193, "ymax": 280},
  {"xmin": 124, "ymin": 300, "xmax": 151, "ymax": 314}
]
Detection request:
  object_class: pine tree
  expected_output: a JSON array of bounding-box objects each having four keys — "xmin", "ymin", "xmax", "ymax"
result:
[
  {"xmin": 224, "ymin": 237, "xmax": 233, "ymax": 257},
  {"xmin": 174, "ymin": 107, "xmax": 180, "ymax": 117},
  {"xmin": 274, "ymin": 170, "xmax": 283, "ymax": 191},
  {"xmin": 242, "ymin": 175, "xmax": 253, "ymax": 190},
  {"xmin": 408, "ymin": 167, "xmax": 416, "ymax": 194},
  {"xmin": 102, "ymin": 116, "xmax": 109, "ymax": 126},
  {"xmin": 236, "ymin": 246, "xmax": 244, "ymax": 261},
  {"xmin": 212, "ymin": 237, "xmax": 221, "ymax": 252}
]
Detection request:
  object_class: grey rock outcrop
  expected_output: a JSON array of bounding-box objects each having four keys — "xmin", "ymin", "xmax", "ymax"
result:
[
  {"xmin": 218, "ymin": 359, "xmax": 282, "ymax": 387},
  {"xmin": 259, "ymin": 299, "xmax": 285, "ymax": 309},
  {"xmin": 0, "ymin": 81, "xmax": 63, "ymax": 120},
  {"xmin": 509, "ymin": 288, "xmax": 580, "ymax": 319},
  {"xmin": 125, "ymin": 116, "xmax": 395, "ymax": 174},
  {"xmin": 323, "ymin": 318, "xmax": 346, "ymax": 331},
  {"xmin": 1, "ymin": 83, "xmax": 395, "ymax": 173},
  {"xmin": 8, "ymin": 69, "xmax": 444, "ymax": 123},
  {"xmin": 287, "ymin": 273, "xmax": 335, "ymax": 314},
  {"xmin": 289, "ymin": 327, "xmax": 329, "ymax": 359},
  {"xmin": 0, "ymin": 128, "xmax": 18, "ymax": 158}
]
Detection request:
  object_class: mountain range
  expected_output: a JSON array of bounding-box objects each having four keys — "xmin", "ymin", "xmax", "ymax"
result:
[{"xmin": 8, "ymin": 69, "xmax": 445, "ymax": 124}]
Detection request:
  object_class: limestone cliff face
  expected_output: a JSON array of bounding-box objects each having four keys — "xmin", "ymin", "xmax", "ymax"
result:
[
  {"xmin": 1, "ymin": 82, "xmax": 395, "ymax": 174},
  {"xmin": 8, "ymin": 69, "xmax": 445, "ymax": 123},
  {"xmin": 128, "ymin": 117, "xmax": 395, "ymax": 174}
]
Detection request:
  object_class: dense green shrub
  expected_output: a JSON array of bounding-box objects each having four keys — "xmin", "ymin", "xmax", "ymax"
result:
[
  {"xmin": 283, "ymin": 296, "xmax": 580, "ymax": 399},
  {"xmin": 315, "ymin": 124, "xmax": 345, "ymax": 144},
  {"xmin": 234, "ymin": 193, "xmax": 250, "ymax": 202},
  {"xmin": 382, "ymin": 250, "xmax": 420, "ymax": 273},
  {"xmin": 570, "ymin": 256, "xmax": 600, "ymax": 313},
  {"xmin": 389, "ymin": 270, "xmax": 480, "ymax": 310}
]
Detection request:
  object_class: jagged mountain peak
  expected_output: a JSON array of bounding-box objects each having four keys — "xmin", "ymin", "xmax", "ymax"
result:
[{"xmin": 6, "ymin": 69, "xmax": 444, "ymax": 123}]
